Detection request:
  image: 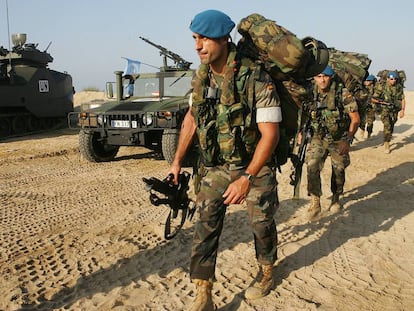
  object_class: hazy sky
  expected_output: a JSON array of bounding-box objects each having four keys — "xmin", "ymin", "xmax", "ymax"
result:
[{"xmin": 2, "ymin": 0, "xmax": 413, "ymax": 91}]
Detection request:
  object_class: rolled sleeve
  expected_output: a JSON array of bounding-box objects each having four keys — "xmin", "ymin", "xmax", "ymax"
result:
[{"xmin": 254, "ymin": 71, "xmax": 281, "ymax": 123}]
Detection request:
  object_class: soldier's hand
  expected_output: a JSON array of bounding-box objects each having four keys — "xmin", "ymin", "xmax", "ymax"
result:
[
  {"xmin": 167, "ymin": 164, "xmax": 181, "ymax": 185},
  {"xmin": 338, "ymin": 140, "xmax": 351, "ymax": 155},
  {"xmin": 223, "ymin": 177, "xmax": 250, "ymax": 205}
]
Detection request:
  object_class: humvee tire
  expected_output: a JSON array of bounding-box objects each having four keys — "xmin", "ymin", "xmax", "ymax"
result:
[
  {"xmin": 161, "ymin": 128, "xmax": 197, "ymax": 167},
  {"xmin": 79, "ymin": 129, "xmax": 120, "ymax": 162}
]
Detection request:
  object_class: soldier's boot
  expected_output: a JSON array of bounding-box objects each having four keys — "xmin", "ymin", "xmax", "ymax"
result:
[
  {"xmin": 245, "ymin": 264, "xmax": 274, "ymax": 300},
  {"xmin": 188, "ymin": 279, "xmax": 215, "ymax": 311},
  {"xmin": 329, "ymin": 193, "xmax": 342, "ymax": 213},
  {"xmin": 307, "ymin": 195, "xmax": 321, "ymax": 221},
  {"xmin": 367, "ymin": 131, "xmax": 372, "ymax": 139},
  {"xmin": 384, "ymin": 142, "xmax": 390, "ymax": 154}
]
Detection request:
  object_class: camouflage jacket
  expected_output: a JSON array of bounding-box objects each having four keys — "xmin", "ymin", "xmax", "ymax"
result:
[
  {"xmin": 311, "ymin": 78, "xmax": 358, "ymax": 141},
  {"xmin": 191, "ymin": 43, "xmax": 277, "ymax": 167},
  {"xmin": 373, "ymin": 82, "xmax": 404, "ymax": 111}
]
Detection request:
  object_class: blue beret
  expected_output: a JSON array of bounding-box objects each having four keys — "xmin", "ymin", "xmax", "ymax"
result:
[
  {"xmin": 321, "ymin": 65, "xmax": 335, "ymax": 76},
  {"xmin": 190, "ymin": 10, "xmax": 235, "ymax": 38},
  {"xmin": 366, "ymin": 74, "xmax": 375, "ymax": 81},
  {"xmin": 387, "ymin": 71, "xmax": 398, "ymax": 79}
]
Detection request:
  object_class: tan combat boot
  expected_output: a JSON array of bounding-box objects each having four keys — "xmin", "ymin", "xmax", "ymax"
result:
[
  {"xmin": 384, "ymin": 142, "xmax": 390, "ymax": 154},
  {"xmin": 245, "ymin": 264, "xmax": 274, "ymax": 300},
  {"xmin": 307, "ymin": 195, "xmax": 321, "ymax": 220},
  {"xmin": 329, "ymin": 193, "xmax": 342, "ymax": 213},
  {"xmin": 188, "ymin": 279, "xmax": 215, "ymax": 311}
]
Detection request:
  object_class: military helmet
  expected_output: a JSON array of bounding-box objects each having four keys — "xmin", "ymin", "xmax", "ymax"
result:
[{"xmin": 301, "ymin": 36, "xmax": 330, "ymax": 78}]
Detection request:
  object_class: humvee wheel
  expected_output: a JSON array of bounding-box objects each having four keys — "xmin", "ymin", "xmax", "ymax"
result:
[
  {"xmin": 161, "ymin": 129, "xmax": 197, "ymax": 167},
  {"xmin": 79, "ymin": 129, "xmax": 119, "ymax": 162},
  {"xmin": 161, "ymin": 129, "xmax": 179, "ymax": 165}
]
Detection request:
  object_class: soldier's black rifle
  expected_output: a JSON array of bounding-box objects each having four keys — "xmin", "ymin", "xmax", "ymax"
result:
[
  {"xmin": 374, "ymin": 100, "xmax": 395, "ymax": 107},
  {"xmin": 139, "ymin": 36, "xmax": 192, "ymax": 71},
  {"xmin": 289, "ymin": 117, "xmax": 313, "ymax": 199},
  {"xmin": 142, "ymin": 171, "xmax": 195, "ymax": 240}
]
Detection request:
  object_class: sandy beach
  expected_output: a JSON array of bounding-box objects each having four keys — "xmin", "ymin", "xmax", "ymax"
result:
[{"xmin": 0, "ymin": 91, "xmax": 413, "ymax": 311}]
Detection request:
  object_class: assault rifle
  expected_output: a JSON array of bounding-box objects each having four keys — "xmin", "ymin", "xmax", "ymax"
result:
[
  {"xmin": 139, "ymin": 36, "xmax": 192, "ymax": 71},
  {"xmin": 289, "ymin": 117, "xmax": 313, "ymax": 199},
  {"xmin": 374, "ymin": 99, "xmax": 395, "ymax": 107},
  {"xmin": 142, "ymin": 171, "xmax": 196, "ymax": 240}
]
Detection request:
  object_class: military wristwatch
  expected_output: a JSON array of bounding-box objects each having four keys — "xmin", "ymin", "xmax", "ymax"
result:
[
  {"xmin": 241, "ymin": 171, "xmax": 255, "ymax": 183},
  {"xmin": 344, "ymin": 136, "xmax": 354, "ymax": 145}
]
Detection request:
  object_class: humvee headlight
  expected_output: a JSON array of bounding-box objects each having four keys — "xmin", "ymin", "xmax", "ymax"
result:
[
  {"xmin": 97, "ymin": 115, "xmax": 104, "ymax": 125},
  {"xmin": 158, "ymin": 111, "xmax": 172, "ymax": 120},
  {"xmin": 142, "ymin": 113, "xmax": 153, "ymax": 126}
]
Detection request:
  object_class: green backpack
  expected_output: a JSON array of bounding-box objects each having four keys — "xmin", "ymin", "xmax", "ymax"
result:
[
  {"xmin": 236, "ymin": 13, "xmax": 329, "ymax": 166},
  {"xmin": 377, "ymin": 69, "xmax": 406, "ymax": 87},
  {"xmin": 328, "ymin": 48, "xmax": 372, "ymax": 106}
]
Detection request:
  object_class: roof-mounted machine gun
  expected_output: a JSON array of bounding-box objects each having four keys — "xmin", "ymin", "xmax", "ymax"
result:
[{"xmin": 139, "ymin": 36, "xmax": 192, "ymax": 72}]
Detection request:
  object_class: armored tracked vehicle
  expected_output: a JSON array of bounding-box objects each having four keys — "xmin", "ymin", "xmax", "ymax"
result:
[
  {"xmin": 0, "ymin": 33, "xmax": 74, "ymax": 138},
  {"xmin": 70, "ymin": 37, "xmax": 195, "ymax": 164}
]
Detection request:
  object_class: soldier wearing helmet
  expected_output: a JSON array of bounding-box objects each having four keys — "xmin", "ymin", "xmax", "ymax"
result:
[{"xmin": 167, "ymin": 9, "xmax": 281, "ymax": 309}]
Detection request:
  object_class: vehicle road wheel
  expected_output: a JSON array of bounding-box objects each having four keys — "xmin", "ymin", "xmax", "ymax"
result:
[
  {"xmin": 27, "ymin": 115, "xmax": 42, "ymax": 131},
  {"xmin": 162, "ymin": 129, "xmax": 179, "ymax": 165},
  {"xmin": 162, "ymin": 128, "xmax": 197, "ymax": 167},
  {"xmin": 79, "ymin": 129, "xmax": 119, "ymax": 162},
  {"xmin": 12, "ymin": 115, "xmax": 27, "ymax": 134},
  {"xmin": 0, "ymin": 117, "xmax": 12, "ymax": 138}
]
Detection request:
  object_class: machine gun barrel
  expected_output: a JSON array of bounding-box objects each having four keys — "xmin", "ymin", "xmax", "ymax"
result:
[{"xmin": 139, "ymin": 36, "xmax": 192, "ymax": 70}]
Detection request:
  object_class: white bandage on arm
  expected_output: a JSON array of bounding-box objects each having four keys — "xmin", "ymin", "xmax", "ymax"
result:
[
  {"xmin": 188, "ymin": 93, "xmax": 193, "ymax": 107},
  {"xmin": 256, "ymin": 107, "xmax": 282, "ymax": 123}
]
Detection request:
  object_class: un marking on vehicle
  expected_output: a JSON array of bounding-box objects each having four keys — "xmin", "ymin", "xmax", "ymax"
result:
[{"xmin": 38, "ymin": 80, "xmax": 49, "ymax": 92}]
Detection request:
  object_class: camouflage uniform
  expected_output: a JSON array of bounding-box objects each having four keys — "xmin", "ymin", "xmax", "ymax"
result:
[
  {"xmin": 373, "ymin": 81, "xmax": 404, "ymax": 142},
  {"xmin": 358, "ymin": 95, "xmax": 368, "ymax": 133},
  {"xmin": 305, "ymin": 79, "xmax": 358, "ymax": 198},
  {"xmin": 364, "ymin": 83, "xmax": 376, "ymax": 136},
  {"xmin": 189, "ymin": 43, "xmax": 280, "ymax": 281}
]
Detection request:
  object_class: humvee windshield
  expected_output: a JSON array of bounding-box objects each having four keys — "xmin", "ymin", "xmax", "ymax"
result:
[{"xmin": 134, "ymin": 75, "xmax": 192, "ymax": 98}]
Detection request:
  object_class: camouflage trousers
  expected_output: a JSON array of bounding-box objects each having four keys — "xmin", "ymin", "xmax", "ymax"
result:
[
  {"xmin": 380, "ymin": 108, "xmax": 399, "ymax": 142},
  {"xmin": 365, "ymin": 106, "xmax": 376, "ymax": 134},
  {"xmin": 190, "ymin": 164, "xmax": 278, "ymax": 281},
  {"xmin": 358, "ymin": 103, "xmax": 367, "ymax": 131},
  {"xmin": 305, "ymin": 136, "xmax": 350, "ymax": 197}
]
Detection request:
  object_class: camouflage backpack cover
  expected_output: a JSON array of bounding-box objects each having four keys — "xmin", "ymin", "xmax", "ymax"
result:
[
  {"xmin": 236, "ymin": 13, "xmax": 329, "ymax": 165},
  {"xmin": 328, "ymin": 48, "xmax": 372, "ymax": 106},
  {"xmin": 377, "ymin": 69, "xmax": 406, "ymax": 87},
  {"xmin": 374, "ymin": 69, "xmax": 406, "ymax": 111}
]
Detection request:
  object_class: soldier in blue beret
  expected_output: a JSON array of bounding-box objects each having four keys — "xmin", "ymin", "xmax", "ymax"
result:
[
  {"xmin": 168, "ymin": 9, "xmax": 281, "ymax": 309},
  {"xmin": 301, "ymin": 65, "xmax": 360, "ymax": 220}
]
